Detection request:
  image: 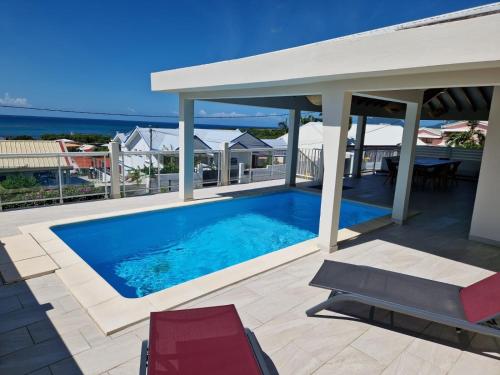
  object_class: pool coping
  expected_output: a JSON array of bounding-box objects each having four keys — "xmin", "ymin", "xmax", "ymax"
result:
[{"xmin": 18, "ymin": 189, "xmax": 394, "ymax": 335}]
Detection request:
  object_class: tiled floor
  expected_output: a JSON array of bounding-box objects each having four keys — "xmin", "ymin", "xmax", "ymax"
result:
[{"xmin": 0, "ymin": 177, "xmax": 499, "ymax": 374}]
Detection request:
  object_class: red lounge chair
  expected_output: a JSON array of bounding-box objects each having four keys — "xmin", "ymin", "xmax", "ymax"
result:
[{"xmin": 144, "ymin": 305, "xmax": 273, "ymax": 375}]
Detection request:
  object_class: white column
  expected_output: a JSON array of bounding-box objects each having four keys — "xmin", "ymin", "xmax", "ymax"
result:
[
  {"xmin": 470, "ymin": 86, "xmax": 500, "ymax": 246},
  {"xmin": 220, "ymin": 142, "xmax": 230, "ymax": 186},
  {"xmin": 108, "ymin": 141, "xmax": 121, "ymax": 198},
  {"xmin": 392, "ymin": 95, "xmax": 423, "ymax": 224},
  {"xmin": 179, "ymin": 97, "xmax": 194, "ymax": 201},
  {"xmin": 352, "ymin": 115, "xmax": 367, "ymax": 178},
  {"xmin": 318, "ymin": 89, "xmax": 352, "ymax": 252},
  {"xmin": 285, "ymin": 109, "xmax": 300, "ymax": 186}
]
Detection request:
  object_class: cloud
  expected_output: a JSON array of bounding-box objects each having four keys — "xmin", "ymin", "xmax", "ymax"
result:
[
  {"xmin": 209, "ymin": 111, "xmax": 246, "ymax": 118},
  {"xmin": 0, "ymin": 93, "xmax": 30, "ymax": 107},
  {"xmin": 127, "ymin": 107, "xmax": 136, "ymax": 113},
  {"xmin": 270, "ymin": 27, "xmax": 283, "ymax": 33},
  {"xmin": 198, "ymin": 109, "xmax": 208, "ymax": 116}
]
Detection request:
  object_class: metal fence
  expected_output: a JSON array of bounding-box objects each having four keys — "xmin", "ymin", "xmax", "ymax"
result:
[
  {"xmin": 1, "ymin": 144, "xmax": 484, "ymax": 210},
  {"xmin": 118, "ymin": 150, "xmax": 223, "ymax": 196},
  {"xmin": 0, "ymin": 152, "xmax": 110, "ymax": 210},
  {"xmin": 229, "ymin": 148, "xmax": 287, "ymax": 184}
]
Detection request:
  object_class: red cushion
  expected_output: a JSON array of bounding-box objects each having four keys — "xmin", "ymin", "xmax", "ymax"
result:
[
  {"xmin": 148, "ymin": 305, "xmax": 261, "ymax": 375},
  {"xmin": 460, "ymin": 273, "xmax": 500, "ymax": 323}
]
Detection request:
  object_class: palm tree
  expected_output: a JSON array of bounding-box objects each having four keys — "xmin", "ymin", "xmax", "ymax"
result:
[{"xmin": 445, "ymin": 120, "xmax": 485, "ymax": 149}]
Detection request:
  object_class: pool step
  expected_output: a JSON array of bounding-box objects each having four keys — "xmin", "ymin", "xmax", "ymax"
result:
[{"xmin": 0, "ymin": 234, "xmax": 59, "ymax": 283}]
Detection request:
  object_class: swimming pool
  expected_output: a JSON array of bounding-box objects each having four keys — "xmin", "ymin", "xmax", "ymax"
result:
[{"xmin": 52, "ymin": 191, "xmax": 390, "ymax": 298}]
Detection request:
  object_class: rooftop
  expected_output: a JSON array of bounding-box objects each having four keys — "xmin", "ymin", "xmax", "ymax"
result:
[{"xmin": 0, "ymin": 140, "xmax": 71, "ymax": 171}]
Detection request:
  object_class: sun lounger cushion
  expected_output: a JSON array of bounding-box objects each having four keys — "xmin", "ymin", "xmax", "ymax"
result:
[
  {"xmin": 460, "ymin": 272, "xmax": 500, "ymax": 323},
  {"xmin": 148, "ymin": 305, "xmax": 262, "ymax": 375}
]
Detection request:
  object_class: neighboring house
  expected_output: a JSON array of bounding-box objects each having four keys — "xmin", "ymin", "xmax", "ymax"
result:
[
  {"xmin": 417, "ymin": 128, "xmax": 444, "ymax": 146},
  {"xmin": 417, "ymin": 121, "xmax": 488, "ymax": 146},
  {"xmin": 279, "ymin": 121, "xmax": 405, "ymax": 148},
  {"xmin": 0, "ymin": 140, "xmax": 72, "ymax": 185},
  {"xmin": 114, "ymin": 127, "xmax": 276, "ymax": 173},
  {"xmin": 78, "ymin": 144, "xmax": 96, "ymax": 152}
]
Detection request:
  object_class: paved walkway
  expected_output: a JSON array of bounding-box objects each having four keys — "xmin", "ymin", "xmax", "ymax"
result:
[{"xmin": 1, "ymin": 177, "xmax": 499, "ymax": 374}]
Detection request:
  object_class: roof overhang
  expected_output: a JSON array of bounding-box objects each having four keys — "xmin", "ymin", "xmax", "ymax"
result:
[{"xmin": 152, "ymin": 6, "xmax": 500, "ymax": 94}]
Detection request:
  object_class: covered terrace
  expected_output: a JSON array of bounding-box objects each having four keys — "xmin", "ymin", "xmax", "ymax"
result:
[{"xmin": 152, "ymin": 4, "xmax": 500, "ymax": 251}]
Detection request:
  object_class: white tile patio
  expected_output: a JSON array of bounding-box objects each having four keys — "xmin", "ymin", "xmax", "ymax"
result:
[{"xmin": 0, "ymin": 178, "xmax": 499, "ymax": 374}]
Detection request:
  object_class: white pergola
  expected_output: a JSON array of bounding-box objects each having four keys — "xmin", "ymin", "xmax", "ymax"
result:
[{"xmin": 151, "ymin": 4, "xmax": 500, "ymax": 251}]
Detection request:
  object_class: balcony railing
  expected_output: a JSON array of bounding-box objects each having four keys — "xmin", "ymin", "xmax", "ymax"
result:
[{"xmin": 0, "ymin": 144, "xmax": 484, "ymax": 210}]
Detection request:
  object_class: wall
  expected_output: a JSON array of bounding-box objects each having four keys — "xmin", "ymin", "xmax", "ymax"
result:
[{"xmin": 469, "ymin": 88, "xmax": 500, "ymax": 246}]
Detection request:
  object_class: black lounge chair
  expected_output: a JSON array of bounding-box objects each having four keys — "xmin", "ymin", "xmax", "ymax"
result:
[{"xmin": 306, "ymin": 260, "xmax": 500, "ymax": 338}]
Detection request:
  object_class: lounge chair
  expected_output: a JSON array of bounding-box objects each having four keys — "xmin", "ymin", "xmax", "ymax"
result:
[
  {"xmin": 306, "ymin": 260, "xmax": 500, "ymax": 338},
  {"xmin": 143, "ymin": 305, "xmax": 275, "ymax": 375}
]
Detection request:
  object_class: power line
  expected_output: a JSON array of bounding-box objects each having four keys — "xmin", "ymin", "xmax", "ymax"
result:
[{"xmin": 0, "ymin": 104, "xmax": 288, "ymax": 119}]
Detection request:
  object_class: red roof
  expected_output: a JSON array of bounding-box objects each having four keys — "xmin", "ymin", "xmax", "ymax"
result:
[{"xmin": 72, "ymin": 156, "xmax": 110, "ymax": 169}]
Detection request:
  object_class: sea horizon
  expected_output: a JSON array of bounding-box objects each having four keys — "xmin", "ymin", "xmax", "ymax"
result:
[{"xmin": 0, "ymin": 114, "xmax": 275, "ymax": 139}]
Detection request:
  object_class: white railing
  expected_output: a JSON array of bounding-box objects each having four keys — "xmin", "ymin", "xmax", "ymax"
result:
[
  {"xmin": 0, "ymin": 152, "xmax": 110, "ymax": 210},
  {"xmin": 1, "ymin": 144, "xmax": 483, "ymax": 210},
  {"xmin": 297, "ymin": 148, "xmax": 323, "ymax": 181},
  {"xmin": 229, "ymin": 148, "xmax": 287, "ymax": 184}
]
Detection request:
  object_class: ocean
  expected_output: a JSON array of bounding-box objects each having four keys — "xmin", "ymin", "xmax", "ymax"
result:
[{"xmin": 0, "ymin": 114, "xmax": 263, "ymax": 139}]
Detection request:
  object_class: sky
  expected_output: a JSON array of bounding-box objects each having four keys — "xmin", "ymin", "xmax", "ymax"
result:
[{"xmin": 0, "ymin": 0, "xmax": 494, "ymax": 127}]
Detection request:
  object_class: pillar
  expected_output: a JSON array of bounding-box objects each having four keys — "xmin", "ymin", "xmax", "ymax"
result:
[
  {"xmin": 352, "ymin": 115, "xmax": 367, "ymax": 178},
  {"xmin": 285, "ymin": 109, "xmax": 300, "ymax": 186},
  {"xmin": 470, "ymin": 86, "xmax": 500, "ymax": 246},
  {"xmin": 392, "ymin": 94, "xmax": 423, "ymax": 224},
  {"xmin": 220, "ymin": 142, "xmax": 230, "ymax": 186},
  {"xmin": 109, "ymin": 141, "xmax": 121, "ymax": 198},
  {"xmin": 317, "ymin": 89, "xmax": 352, "ymax": 252},
  {"xmin": 179, "ymin": 97, "xmax": 194, "ymax": 201}
]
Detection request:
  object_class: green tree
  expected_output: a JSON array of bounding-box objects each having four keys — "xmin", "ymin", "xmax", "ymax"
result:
[
  {"xmin": 1, "ymin": 175, "xmax": 39, "ymax": 189},
  {"xmin": 6, "ymin": 135, "xmax": 34, "ymax": 140},
  {"xmin": 445, "ymin": 121, "xmax": 485, "ymax": 149},
  {"xmin": 40, "ymin": 133, "xmax": 111, "ymax": 144},
  {"xmin": 128, "ymin": 168, "xmax": 143, "ymax": 185}
]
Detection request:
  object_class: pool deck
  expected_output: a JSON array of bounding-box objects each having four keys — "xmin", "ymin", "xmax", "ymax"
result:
[{"xmin": 1, "ymin": 177, "xmax": 499, "ymax": 374}]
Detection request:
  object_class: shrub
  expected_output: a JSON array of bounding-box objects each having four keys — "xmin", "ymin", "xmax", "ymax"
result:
[{"xmin": 1, "ymin": 175, "xmax": 39, "ymax": 189}]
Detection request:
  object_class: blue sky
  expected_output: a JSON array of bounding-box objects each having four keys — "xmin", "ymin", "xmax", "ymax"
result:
[{"xmin": 0, "ymin": 0, "xmax": 494, "ymax": 127}]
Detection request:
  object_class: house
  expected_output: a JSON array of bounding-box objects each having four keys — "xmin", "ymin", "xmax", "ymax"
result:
[
  {"xmin": 279, "ymin": 121, "xmax": 405, "ymax": 148},
  {"xmin": 417, "ymin": 121, "xmax": 489, "ymax": 146},
  {"xmin": 0, "ymin": 140, "xmax": 72, "ymax": 185},
  {"xmin": 417, "ymin": 127, "xmax": 444, "ymax": 146},
  {"xmin": 114, "ymin": 126, "xmax": 279, "ymax": 174},
  {"xmin": 151, "ymin": 3, "xmax": 500, "ymax": 250}
]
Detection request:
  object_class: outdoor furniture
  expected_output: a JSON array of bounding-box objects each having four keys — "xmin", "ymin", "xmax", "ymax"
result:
[
  {"xmin": 389, "ymin": 157, "xmax": 461, "ymax": 190},
  {"xmin": 448, "ymin": 161, "xmax": 462, "ymax": 187},
  {"xmin": 143, "ymin": 305, "xmax": 274, "ymax": 375},
  {"xmin": 306, "ymin": 260, "xmax": 500, "ymax": 338},
  {"xmin": 383, "ymin": 158, "xmax": 398, "ymax": 185}
]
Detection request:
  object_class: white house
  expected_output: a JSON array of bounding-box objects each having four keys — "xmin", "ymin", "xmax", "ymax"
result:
[
  {"xmin": 113, "ymin": 126, "xmax": 278, "ymax": 173},
  {"xmin": 279, "ymin": 121, "xmax": 405, "ymax": 149},
  {"xmin": 151, "ymin": 4, "xmax": 500, "ymax": 249}
]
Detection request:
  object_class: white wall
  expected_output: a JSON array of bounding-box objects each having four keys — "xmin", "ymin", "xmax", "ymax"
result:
[{"xmin": 470, "ymin": 86, "xmax": 500, "ymax": 246}]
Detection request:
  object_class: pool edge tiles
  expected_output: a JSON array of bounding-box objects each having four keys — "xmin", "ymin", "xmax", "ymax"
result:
[{"xmin": 25, "ymin": 191, "xmax": 393, "ymax": 335}]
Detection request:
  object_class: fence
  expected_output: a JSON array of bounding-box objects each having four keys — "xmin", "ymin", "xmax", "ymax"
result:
[
  {"xmin": 0, "ymin": 144, "xmax": 484, "ymax": 210},
  {"xmin": 118, "ymin": 150, "xmax": 223, "ymax": 196},
  {"xmin": 0, "ymin": 152, "xmax": 110, "ymax": 210},
  {"xmin": 0, "ymin": 147, "xmax": 292, "ymax": 210},
  {"xmin": 297, "ymin": 148, "xmax": 323, "ymax": 181}
]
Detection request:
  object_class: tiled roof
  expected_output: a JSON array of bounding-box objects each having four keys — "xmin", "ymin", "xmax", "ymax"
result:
[{"xmin": 0, "ymin": 140, "xmax": 71, "ymax": 170}]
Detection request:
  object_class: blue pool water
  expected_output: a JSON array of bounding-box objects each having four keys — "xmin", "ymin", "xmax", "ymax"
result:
[{"xmin": 52, "ymin": 191, "xmax": 390, "ymax": 298}]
